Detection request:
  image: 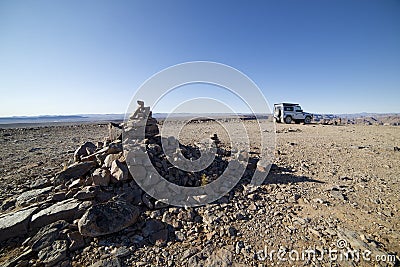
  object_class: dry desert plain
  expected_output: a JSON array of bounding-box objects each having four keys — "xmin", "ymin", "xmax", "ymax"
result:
[{"xmin": 0, "ymin": 119, "xmax": 399, "ymax": 266}]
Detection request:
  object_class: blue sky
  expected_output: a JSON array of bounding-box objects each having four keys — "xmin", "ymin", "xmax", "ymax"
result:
[{"xmin": 0, "ymin": 0, "xmax": 399, "ymax": 116}]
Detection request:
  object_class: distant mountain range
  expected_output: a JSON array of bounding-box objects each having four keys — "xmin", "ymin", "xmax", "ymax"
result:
[
  {"xmin": 0, "ymin": 113, "xmax": 269, "ymax": 125},
  {"xmin": 334, "ymin": 112, "xmax": 400, "ymax": 118},
  {"xmin": 0, "ymin": 114, "xmax": 125, "ymax": 125},
  {"xmin": 0, "ymin": 112, "xmax": 399, "ymax": 125}
]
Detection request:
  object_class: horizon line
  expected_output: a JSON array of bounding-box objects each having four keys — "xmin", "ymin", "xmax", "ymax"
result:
[{"xmin": 1, "ymin": 111, "xmax": 400, "ymax": 119}]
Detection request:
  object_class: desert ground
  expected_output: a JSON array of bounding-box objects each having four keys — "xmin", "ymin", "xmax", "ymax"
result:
[{"xmin": 0, "ymin": 119, "xmax": 399, "ymax": 266}]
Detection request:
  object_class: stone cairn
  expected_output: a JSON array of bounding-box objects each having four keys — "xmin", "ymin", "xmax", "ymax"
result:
[
  {"xmin": 127, "ymin": 100, "xmax": 159, "ymax": 138},
  {"xmin": 0, "ymin": 101, "xmax": 253, "ymax": 267}
]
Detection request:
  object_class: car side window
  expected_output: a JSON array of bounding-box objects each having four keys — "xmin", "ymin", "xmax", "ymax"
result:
[
  {"xmin": 284, "ymin": 107, "xmax": 294, "ymax": 111},
  {"xmin": 295, "ymin": 106, "xmax": 302, "ymax": 112}
]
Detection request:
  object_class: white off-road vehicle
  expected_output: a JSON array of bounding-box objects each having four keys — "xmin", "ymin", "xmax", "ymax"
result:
[{"xmin": 274, "ymin": 103, "xmax": 313, "ymax": 124}]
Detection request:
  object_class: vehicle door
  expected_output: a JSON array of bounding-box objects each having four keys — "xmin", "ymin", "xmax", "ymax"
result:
[
  {"xmin": 294, "ymin": 106, "xmax": 304, "ymax": 120},
  {"xmin": 284, "ymin": 106, "xmax": 295, "ymax": 119}
]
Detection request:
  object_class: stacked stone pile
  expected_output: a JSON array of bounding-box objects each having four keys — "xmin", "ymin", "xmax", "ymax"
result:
[{"xmin": 0, "ymin": 101, "xmax": 251, "ymax": 267}]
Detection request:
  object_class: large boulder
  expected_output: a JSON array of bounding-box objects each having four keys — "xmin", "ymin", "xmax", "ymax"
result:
[{"xmin": 78, "ymin": 200, "xmax": 139, "ymax": 237}]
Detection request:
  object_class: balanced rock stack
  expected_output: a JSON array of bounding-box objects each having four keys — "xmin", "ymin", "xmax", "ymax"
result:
[
  {"xmin": 210, "ymin": 133, "xmax": 220, "ymax": 145},
  {"xmin": 124, "ymin": 100, "xmax": 159, "ymax": 140}
]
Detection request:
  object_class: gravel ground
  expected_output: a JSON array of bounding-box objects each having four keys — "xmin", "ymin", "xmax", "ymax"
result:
[{"xmin": 0, "ymin": 121, "xmax": 399, "ymax": 266}]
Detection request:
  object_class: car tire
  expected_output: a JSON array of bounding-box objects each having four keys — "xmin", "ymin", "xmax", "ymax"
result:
[
  {"xmin": 284, "ymin": 116, "xmax": 292, "ymax": 124},
  {"xmin": 304, "ymin": 116, "xmax": 311, "ymax": 124}
]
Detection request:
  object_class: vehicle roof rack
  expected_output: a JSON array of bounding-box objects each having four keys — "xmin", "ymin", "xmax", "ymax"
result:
[{"xmin": 275, "ymin": 103, "xmax": 299, "ymax": 106}]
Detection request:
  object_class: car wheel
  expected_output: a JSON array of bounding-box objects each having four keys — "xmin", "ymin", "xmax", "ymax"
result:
[
  {"xmin": 284, "ymin": 116, "xmax": 292, "ymax": 124},
  {"xmin": 304, "ymin": 116, "xmax": 311, "ymax": 124}
]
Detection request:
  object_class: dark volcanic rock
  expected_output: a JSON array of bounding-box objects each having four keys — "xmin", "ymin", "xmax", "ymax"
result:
[
  {"xmin": 67, "ymin": 231, "xmax": 85, "ymax": 252},
  {"xmin": 1, "ymin": 198, "xmax": 16, "ymax": 211},
  {"xmin": 107, "ymin": 142, "xmax": 123, "ymax": 154},
  {"xmin": 142, "ymin": 219, "xmax": 165, "ymax": 237},
  {"xmin": 28, "ymin": 220, "xmax": 70, "ymax": 252},
  {"xmin": 37, "ymin": 239, "xmax": 68, "ymax": 267},
  {"xmin": 78, "ymin": 200, "xmax": 140, "ymax": 237},
  {"xmin": 142, "ymin": 219, "xmax": 168, "ymax": 246}
]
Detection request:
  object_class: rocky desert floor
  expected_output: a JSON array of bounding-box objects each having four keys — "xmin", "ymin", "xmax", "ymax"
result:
[{"xmin": 0, "ymin": 120, "xmax": 399, "ymax": 267}]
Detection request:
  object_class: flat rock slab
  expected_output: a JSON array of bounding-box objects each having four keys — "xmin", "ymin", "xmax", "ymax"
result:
[
  {"xmin": 16, "ymin": 186, "xmax": 53, "ymax": 207},
  {"xmin": 31, "ymin": 199, "xmax": 90, "ymax": 229},
  {"xmin": 78, "ymin": 200, "xmax": 139, "ymax": 237},
  {"xmin": 0, "ymin": 205, "xmax": 38, "ymax": 242},
  {"xmin": 55, "ymin": 161, "xmax": 97, "ymax": 183}
]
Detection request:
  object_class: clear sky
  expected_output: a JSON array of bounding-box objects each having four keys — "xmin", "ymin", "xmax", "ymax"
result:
[{"xmin": 0, "ymin": 0, "xmax": 399, "ymax": 116}]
